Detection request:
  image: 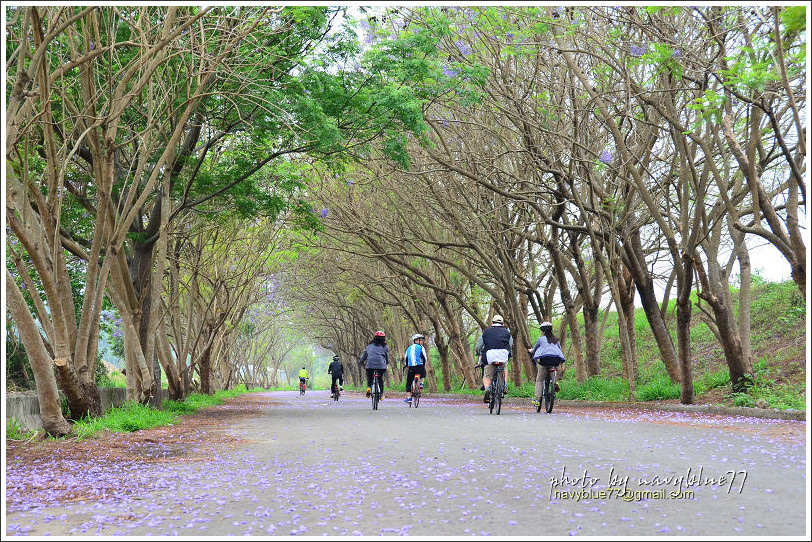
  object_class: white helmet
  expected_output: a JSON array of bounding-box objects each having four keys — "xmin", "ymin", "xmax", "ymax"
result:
[
  {"xmin": 492, "ymin": 314, "xmax": 504, "ymax": 324},
  {"xmin": 411, "ymin": 333, "xmax": 424, "ymax": 342},
  {"xmin": 540, "ymin": 321, "xmax": 553, "ymax": 330}
]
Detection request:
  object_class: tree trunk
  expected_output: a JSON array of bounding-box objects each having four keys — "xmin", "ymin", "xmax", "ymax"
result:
[
  {"xmin": 694, "ymin": 255, "xmax": 751, "ymax": 392},
  {"xmin": 550, "ymin": 243, "xmax": 586, "ymax": 382},
  {"xmin": 676, "ymin": 254, "xmax": 694, "ymax": 404},
  {"xmin": 6, "ymin": 271, "xmax": 72, "ymax": 436},
  {"xmin": 430, "ymin": 318, "xmax": 452, "ymax": 392},
  {"xmin": 200, "ymin": 339, "xmax": 212, "ymax": 395},
  {"xmin": 618, "ymin": 265, "xmax": 638, "ymax": 384},
  {"xmin": 54, "ymin": 357, "xmax": 103, "ymax": 419},
  {"xmin": 623, "ymin": 231, "xmax": 680, "ymax": 382},
  {"xmin": 583, "ymin": 302, "xmax": 600, "ymax": 376}
]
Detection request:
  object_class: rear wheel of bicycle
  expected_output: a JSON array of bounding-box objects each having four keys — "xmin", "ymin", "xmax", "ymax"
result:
[
  {"xmin": 545, "ymin": 373, "xmax": 556, "ymax": 413},
  {"xmin": 488, "ymin": 383, "xmax": 496, "ymax": 414},
  {"xmin": 495, "ymin": 372, "xmax": 503, "ymax": 415},
  {"xmin": 372, "ymin": 377, "xmax": 380, "ymax": 410}
]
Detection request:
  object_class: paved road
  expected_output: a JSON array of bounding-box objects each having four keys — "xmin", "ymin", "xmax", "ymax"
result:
[{"xmin": 5, "ymin": 390, "xmax": 807, "ymax": 536}]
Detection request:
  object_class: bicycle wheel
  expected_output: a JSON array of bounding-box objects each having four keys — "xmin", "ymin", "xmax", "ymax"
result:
[
  {"xmin": 413, "ymin": 380, "xmax": 420, "ymax": 408},
  {"xmin": 488, "ymin": 382, "xmax": 496, "ymax": 414},
  {"xmin": 545, "ymin": 372, "xmax": 555, "ymax": 413},
  {"xmin": 495, "ymin": 371, "xmax": 503, "ymax": 415},
  {"xmin": 372, "ymin": 376, "xmax": 380, "ymax": 410}
]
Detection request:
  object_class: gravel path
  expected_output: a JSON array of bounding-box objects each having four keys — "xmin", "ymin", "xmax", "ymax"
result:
[{"xmin": 4, "ymin": 390, "xmax": 807, "ymax": 536}]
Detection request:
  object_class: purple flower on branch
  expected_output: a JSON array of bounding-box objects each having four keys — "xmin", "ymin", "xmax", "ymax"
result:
[
  {"xmin": 442, "ymin": 65, "xmax": 458, "ymax": 78},
  {"xmin": 600, "ymin": 150, "xmax": 613, "ymax": 165},
  {"xmin": 630, "ymin": 43, "xmax": 648, "ymax": 57},
  {"xmin": 320, "ymin": 208, "xmax": 329, "ymax": 218},
  {"xmin": 455, "ymin": 40, "xmax": 472, "ymax": 56}
]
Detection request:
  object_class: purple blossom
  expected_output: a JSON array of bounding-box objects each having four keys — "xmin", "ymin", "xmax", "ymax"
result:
[
  {"xmin": 319, "ymin": 208, "xmax": 329, "ymax": 219},
  {"xmin": 600, "ymin": 150, "xmax": 613, "ymax": 165},
  {"xmin": 455, "ymin": 40, "xmax": 472, "ymax": 56},
  {"xmin": 506, "ymin": 33, "xmax": 514, "ymax": 42},
  {"xmin": 359, "ymin": 20, "xmax": 375, "ymax": 45},
  {"xmin": 346, "ymin": 180, "xmax": 354, "ymax": 186},
  {"xmin": 442, "ymin": 65, "xmax": 458, "ymax": 78},
  {"xmin": 672, "ymin": 49, "xmax": 682, "ymax": 58},
  {"xmin": 630, "ymin": 43, "xmax": 648, "ymax": 58}
]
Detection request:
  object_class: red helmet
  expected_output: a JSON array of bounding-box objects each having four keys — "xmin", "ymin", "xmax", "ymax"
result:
[{"xmin": 374, "ymin": 330, "xmax": 386, "ymax": 337}]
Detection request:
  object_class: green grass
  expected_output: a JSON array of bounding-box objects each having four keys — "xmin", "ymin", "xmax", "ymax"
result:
[
  {"xmin": 72, "ymin": 401, "xmax": 180, "ymax": 439},
  {"xmin": 557, "ymin": 376, "xmax": 630, "ymax": 401},
  {"xmin": 162, "ymin": 384, "xmax": 264, "ymax": 414},
  {"xmin": 102, "ymin": 370, "xmax": 127, "ymax": 388},
  {"xmin": 67, "ymin": 384, "xmax": 265, "ymax": 439},
  {"xmin": 637, "ymin": 374, "xmax": 680, "ymax": 401},
  {"xmin": 6, "ymin": 417, "xmax": 37, "ymax": 441}
]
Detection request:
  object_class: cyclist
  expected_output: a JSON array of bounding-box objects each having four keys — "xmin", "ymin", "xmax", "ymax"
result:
[
  {"xmin": 475, "ymin": 314, "xmax": 513, "ymax": 404},
  {"xmin": 528, "ymin": 321, "xmax": 565, "ymax": 408},
  {"xmin": 327, "ymin": 354, "xmax": 344, "ymax": 398},
  {"xmin": 403, "ymin": 333, "xmax": 428, "ymax": 404},
  {"xmin": 359, "ymin": 331, "xmax": 390, "ymax": 399},
  {"xmin": 298, "ymin": 366, "xmax": 309, "ymax": 392}
]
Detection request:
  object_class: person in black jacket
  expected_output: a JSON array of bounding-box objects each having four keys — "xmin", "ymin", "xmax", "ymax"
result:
[
  {"xmin": 474, "ymin": 314, "xmax": 513, "ymax": 404},
  {"xmin": 359, "ymin": 331, "xmax": 390, "ymax": 398},
  {"xmin": 327, "ymin": 354, "xmax": 344, "ymax": 398}
]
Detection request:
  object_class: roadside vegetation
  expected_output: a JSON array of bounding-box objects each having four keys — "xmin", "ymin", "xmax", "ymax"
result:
[
  {"xmin": 6, "ymin": 385, "xmax": 267, "ymax": 441},
  {"xmin": 435, "ymin": 279, "xmax": 805, "ymax": 411}
]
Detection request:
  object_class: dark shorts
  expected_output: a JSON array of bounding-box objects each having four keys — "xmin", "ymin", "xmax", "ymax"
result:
[{"xmin": 405, "ymin": 365, "xmax": 426, "ymax": 389}]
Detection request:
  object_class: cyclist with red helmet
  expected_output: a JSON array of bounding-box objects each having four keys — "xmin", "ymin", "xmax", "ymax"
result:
[
  {"xmin": 528, "ymin": 321, "xmax": 565, "ymax": 408},
  {"xmin": 359, "ymin": 330, "xmax": 390, "ymax": 399}
]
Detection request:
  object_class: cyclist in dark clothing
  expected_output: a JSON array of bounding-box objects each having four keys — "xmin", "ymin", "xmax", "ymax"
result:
[
  {"xmin": 327, "ymin": 354, "xmax": 344, "ymax": 398},
  {"xmin": 475, "ymin": 314, "xmax": 513, "ymax": 403},
  {"xmin": 359, "ymin": 331, "xmax": 390, "ymax": 399}
]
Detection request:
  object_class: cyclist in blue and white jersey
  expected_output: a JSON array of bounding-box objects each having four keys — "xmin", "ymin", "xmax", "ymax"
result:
[{"xmin": 403, "ymin": 334, "xmax": 428, "ymax": 404}]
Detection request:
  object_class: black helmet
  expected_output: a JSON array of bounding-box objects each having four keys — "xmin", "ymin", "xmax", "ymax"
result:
[{"xmin": 332, "ymin": 355, "xmax": 340, "ymax": 361}]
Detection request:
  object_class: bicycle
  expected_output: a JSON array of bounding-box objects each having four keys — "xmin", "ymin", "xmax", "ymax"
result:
[
  {"xmin": 410, "ymin": 375, "xmax": 422, "ymax": 408},
  {"xmin": 331, "ymin": 382, "xmax": 340, "ymax": 401},
  {"xmin": 299, "ymin": 379, "xmax": 307, "ymax": 395},
  {"xmin": 536, "ymin": 365, "xmax": 558, "ymax": 413},
  {"xmin": 370, "ymin": 370, "xmax": 382, "ymax": 410},
  {"xmin": 488, "ymin": 362, "xmax": 506, "ymax": 415}
]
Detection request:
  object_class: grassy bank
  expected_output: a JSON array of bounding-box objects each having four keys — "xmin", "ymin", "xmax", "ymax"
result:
[
  {"xmin": 430, "ymin": 280, "xmax": 805, "ymax": 411},
  {"xmin": 63, "ymin": 385, "xmax": 267, "ymax": 440}
]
